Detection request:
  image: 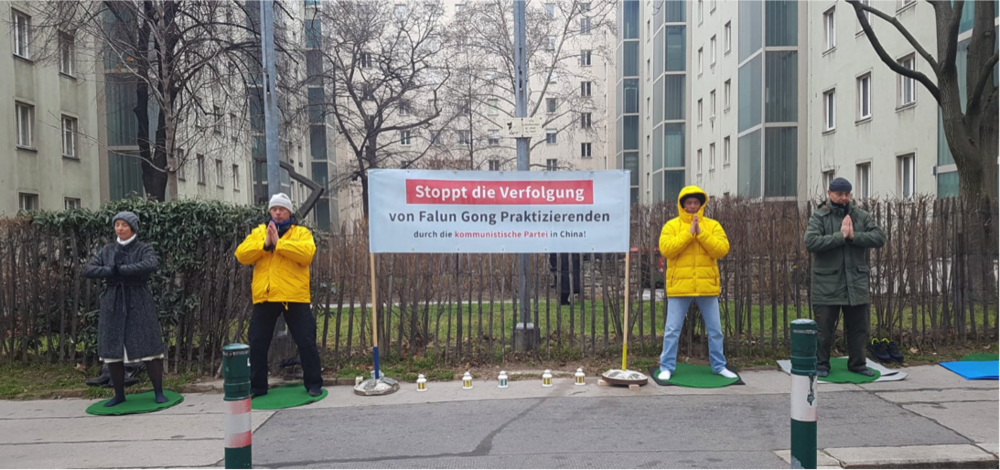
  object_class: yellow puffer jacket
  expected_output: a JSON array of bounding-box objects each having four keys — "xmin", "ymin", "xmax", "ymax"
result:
[
  {"xmin": 658, "ymin": 186, "xmax": 730, "ymax": 297},
  {"xmin": 235, "ymin": 224, "xmax": 316, "ymax": 304}
]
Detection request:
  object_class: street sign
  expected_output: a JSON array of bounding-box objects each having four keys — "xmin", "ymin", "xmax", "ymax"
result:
[{"xmin": 504, "ymin": 117, "xmax": 544, "ymax": 138}]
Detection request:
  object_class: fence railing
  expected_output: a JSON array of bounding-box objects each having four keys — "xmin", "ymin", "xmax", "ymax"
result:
[{"xmin": 1, "ymin": 197, "xmax": 996, "ymax": 373}]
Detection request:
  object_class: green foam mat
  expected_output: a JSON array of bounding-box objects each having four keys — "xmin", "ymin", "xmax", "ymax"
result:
[
  {"xmin": 960, "ymin": 353, "xmax": 999, "ymax": 362},
  {"xmin": 648, "ymin": 363, "xmax": 743, "ymax": 388},
  {"xmin": 86, "ymin": 390, "xmax": 183, "ymax": 416},
  {"xmin": 251, "ymin": 384, "xmax": 327, "ymax": 410},
  {"xmin": 821, "ymin": 357, "xmax": 880, "ymax": 384}
]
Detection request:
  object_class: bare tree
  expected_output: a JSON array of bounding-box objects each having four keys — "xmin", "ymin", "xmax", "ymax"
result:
[
  {"xmin": 848, "ymin": 0, "xmax": 997, "ymax": 202},
  {"xmin": 303, "ymin": 0, "xmax": 453, "ymax": 219},
  {"xmin": 28, "ymin": 0, "xmax": 267, "ymax": 201},
  {"xmin": 452, "ymin": 0, "xmax": 616, "ymax": 168}
]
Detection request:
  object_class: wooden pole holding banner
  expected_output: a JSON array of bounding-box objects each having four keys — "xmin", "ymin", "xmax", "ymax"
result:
[
  {"xmin": 622, "ymin": 253, "xmax": 630, "ymax": 371},
  {"xmin": 370, "ymin": 253, "xmax": 380, "ymax": 379}
]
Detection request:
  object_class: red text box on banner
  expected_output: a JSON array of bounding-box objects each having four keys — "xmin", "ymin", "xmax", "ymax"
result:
[{"xmin": 406, "ymin": 179, "xmax": 594, "ymax": 205}]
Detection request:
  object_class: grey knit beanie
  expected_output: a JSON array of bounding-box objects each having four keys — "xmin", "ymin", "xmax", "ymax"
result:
[{"xmin": 112, "ymin": 211, "xmax": 140, "ymax": 233}]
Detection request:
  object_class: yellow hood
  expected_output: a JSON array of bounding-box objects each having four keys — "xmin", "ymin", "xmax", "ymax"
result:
[{"xmin": 676, "ymin": 185, "xmax": 709, "ymax": 223}]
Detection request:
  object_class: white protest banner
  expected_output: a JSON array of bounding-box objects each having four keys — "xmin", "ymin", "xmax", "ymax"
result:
[{"xmin": 368, "ymin": 169, "xmax": 630, "ymax": 253}]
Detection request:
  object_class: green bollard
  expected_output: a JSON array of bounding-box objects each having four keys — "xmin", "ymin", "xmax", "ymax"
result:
[
  {"xmin": 790, "ymin": 319, "xmax": 818, "ymax": 469},
  {"xmin": 222, "ymin": 344, "xmax": 252, "ymax": 469}
]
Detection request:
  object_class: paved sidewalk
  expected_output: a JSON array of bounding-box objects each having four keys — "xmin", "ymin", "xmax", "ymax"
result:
[{"xmin": 0, "ymin": 364, "xmax": 996, "ymax": 468}]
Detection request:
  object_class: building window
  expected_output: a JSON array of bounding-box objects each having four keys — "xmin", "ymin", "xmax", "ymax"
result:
[
  {"xmin": 580, "ymin": 112, "xmax": 592, "ymax": 129},
  {"xmin": 215, "ymin": 159, "xmax": 224, "ymax": 188},
  {"xmin": 697, "ymin": 98, "xmax": 703, "ymax": 124},
  {"xmin": 898, "ymin": 154, "xmax": 914, "ymax": 198},
  {"xmin": 458, "ymin": 130, "xmax": 471, "ymax": 145},
  {"xmin": 18, "ymin": 193, "xmax": 38, "ymax": 211},
  {"xmin": 724, "ymin": 80, "xmax": 732, "ymax": 110},
  {"xmin": 546, "ymin": 98, "xmax": 557, "ymax": 114},
  {"xmin": 545, "ymin": 3, "xmax": 556, "ymax": 18},
  {"xmin": 725, "ymin": 22, "xmax": 732, "ymax": 53},
  {"xmin": 399, "ymin": 101, "xmax": 411, "ymax": 116},
  {"xmin": 698, "ymin": 0, "xmax": 704, "ymax": 23},
  {"xmin": 578, "ymin": 2, "xmax": 591, "ymax": 13},
  {"xmin": 580, "ymin": 17, "xmax": 592, "ymax": 34},
  {"xmin": 546, "ymin": 158, "xmax": 558, "ymax": 171},
  {"xmin": 233, "ymin": 164, "xmax": 241, "ymax": 191},
  {"xmin": 213, "ymin": 105, "xmax": 223, "ymax": 134},
  {"xmin": 546, "ymin": 129, "xmax": 557, "ymax": 144},
  {"xmin": 899, "ymin": 0, "xmax": 915, "ymax": 10},
  {"xmin": 62, "ymin": 115, "xmax": 78, "ymax": 158},
  {"xmin": 547, "ymin": 35, "xmax": 557, "ymax": 50},
  {"xmin": 857, "ymin": 73, "xmax": 872, "ymax": 120},
  {"xmin": 197, "ymin": 154, "xmax": 206, "ymax": 184},
  {"xmin": 430, "ymin": 130, "xmax": 441, "ymax": 145},
  {"xmin": 824, "ymin": 8, "xmax": 836, "ymax": 51},
  {"xmin": 230, "ymin": 113, "xmax": 239, "ymax": 140},
  {"xmin": 59, "ymin": 33, "xmax": 74, "ymax": 76},
  {"xmin": 15, "ymin": 102, "xmax": 34, "ymax": 148},
  {"xmin": 856, "ymin": 163, "xmax": 871, "ymax": 198},
  {"xmin": 857, "ymin": 0, "xmax": 873, "ymax": 33},
  {"xmin": 489, "ymin": 159, "xmax": 501, "ymax": 171},
  {"xmin": 581, "ymin": 142, "xmax": 592, "ymax": 158},
  {"xmin": 723, "ymin": 136, "xmax": 731, "ymax": 166},
  {"xmin": 710, "ymin": 36, "xmax": 717, "ymax": 65},
  {"xmin": 898, "ymin": 55, "xmax": 916, "ymax": 106},
  {"xmin": 822, "ymin": 170, "xmax": 837, "ymax": 193},
  {"xmin": 400, "ymin": 130, "xmax": 412, "ymax": 146},
  {"xmin": 580, "ymin": 50, "xmax": 592, "ymax": 66},
  {"xmin": 488, "ymin": 129, "xmax": 500, "ymax": 146},
  {"xmin": 709, "ymin": 143, "xmax": 716, "ymax": 170},
  {"xmin": 709, "ymin": 90, "xmax": 716, "ymax": 118},
  {"xmin": 823, "ymin": 89, "xmax": 836, "ymax": 131},
  {"xmin": 64, "ymin": 198, "xmax": 81, "ymax": 210},
  {"xmin": 581, "ymin": 81, "xmax": 592, "ymax": 97},
  {"xmin": 698, "ymin": 47, "xmax": 704, "ymax": 74},
  {"xmin": 176, "ymin": 149, "xmax": 186, "ymax": 181},
  {"xmin": 488, "ymin": 98, "xmax": 499, "ymax": 115},
  {"xmin": 12, "ymin": 10, "xmax": 31, "ymax": 59},
  {"xmin": 454, "ymin": 3, "xmax": 464, "ymax": 14},
  {"xmin": 697, "ymin": 148, "xmax": 703, "ymax": 174},
  {"xmin": 359, "ymin": 52, "xmax": 373, "ymax": 68}
]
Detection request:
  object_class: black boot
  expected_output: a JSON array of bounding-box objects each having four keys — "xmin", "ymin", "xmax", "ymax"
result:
[{"xmin": 86, "ymin": 364, "xmax": 111, "ymax": 387}]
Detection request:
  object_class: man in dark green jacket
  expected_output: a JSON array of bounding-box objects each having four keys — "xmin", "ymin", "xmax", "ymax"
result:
[{"xmin": 804, "ymin": 177, "xmax": 886, "ymax": 377}]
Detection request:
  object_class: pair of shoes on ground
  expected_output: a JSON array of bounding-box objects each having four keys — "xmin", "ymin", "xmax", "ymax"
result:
[
  {"xmin": 816, "ymin": 368, "xmax": 874, "ymax": 378},
  {"xmin": 869, "ymin": 338, "xmax": 905, "ymax": 363},
  {"xmin": 251, "ymin": 388, "xmax": 322, "ymax": 398},
  {"xmin": 657, "ymin": 368, "xmax": 738, "ymax": 382}
]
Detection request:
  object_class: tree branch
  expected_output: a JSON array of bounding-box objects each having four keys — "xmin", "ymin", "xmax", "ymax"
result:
[
  {"xmin": 968, "ymin": 52, "xmax": 999, "ymax": 115},
  {"xmin": 847, "ymin": 0, "xmax": 941, "ymax": 103}
]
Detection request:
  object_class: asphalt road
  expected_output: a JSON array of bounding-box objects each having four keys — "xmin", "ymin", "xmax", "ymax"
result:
[{"xmin": 252, "ymin": 391, "xmax": 969, "ymax": 468}]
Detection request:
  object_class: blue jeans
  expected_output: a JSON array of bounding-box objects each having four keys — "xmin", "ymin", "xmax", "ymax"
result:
[{"xmin": 659, "ymin": 296, "xmax": 727, "ymax": 373}]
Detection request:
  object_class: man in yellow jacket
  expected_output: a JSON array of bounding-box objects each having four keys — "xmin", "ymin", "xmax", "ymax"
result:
[
  {"xmin": 656, "ymin": 186, "xmax": 737, "ymax": 381},
  {"xmin": 235, "ymin": 193, "xmax": 322, "ymax": 397}
]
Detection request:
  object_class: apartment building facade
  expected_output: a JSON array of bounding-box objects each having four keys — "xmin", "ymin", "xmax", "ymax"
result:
[
  {"xmin": 3, "ymin": 2, "xmax": 103, "ymax": 215},
  {"xmin": 617, "ymin": 0, "xmax": 996, "ymax": 204}
]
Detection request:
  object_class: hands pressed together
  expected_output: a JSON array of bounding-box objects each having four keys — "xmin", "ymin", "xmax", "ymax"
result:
[
  {"xmin": 264, "ymin": 221, "xmax": 279, "ymax": 249},
  {"xmin": 840, "ymin": 215, "xmax": 854, "ymax": 240},
  {"xmin": 688, "ymin": 215, "xmax": 703, "ymax": 236}
]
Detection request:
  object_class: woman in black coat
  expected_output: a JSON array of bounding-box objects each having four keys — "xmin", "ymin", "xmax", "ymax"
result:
[{"xmin": 82, "ymin": 211, "xmax": 167, "ymax": 406}]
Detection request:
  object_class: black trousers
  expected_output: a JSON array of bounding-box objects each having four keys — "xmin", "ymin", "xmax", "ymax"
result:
[
  {"xmin": 815, "ymin": 304, "xmax": 870, "ymax": 373},
  {"xmin": 249, "ymin": 302, "xmax": 323, "ymax": 394}
]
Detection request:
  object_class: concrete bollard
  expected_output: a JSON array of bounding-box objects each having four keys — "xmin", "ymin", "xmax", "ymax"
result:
[
  {"xmin": 222, "ymin": 344, "xmax": 252, "ymax": 469},
  {"xmin": 790, "ymin": 319, "xmax": 818, "ymax": 469}
]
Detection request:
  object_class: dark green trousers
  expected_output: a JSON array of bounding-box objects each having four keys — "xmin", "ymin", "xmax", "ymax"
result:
[{"xmin": 815, "ymin": 304, "xmax": 870, "ymax": 372}]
